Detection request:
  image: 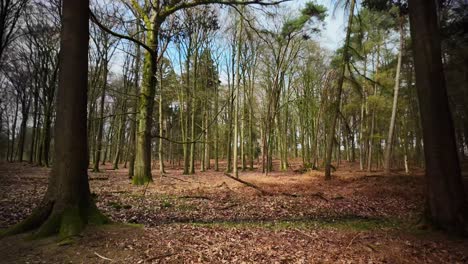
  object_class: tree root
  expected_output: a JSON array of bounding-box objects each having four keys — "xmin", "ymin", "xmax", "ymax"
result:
[{"xmin": 1, "ymin": 201, "xmax": 110, "ymax": 239}]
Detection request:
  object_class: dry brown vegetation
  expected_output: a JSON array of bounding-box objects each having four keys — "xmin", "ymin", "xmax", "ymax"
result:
[{"xmin": 0, "ymin": 161, "xmax": 467, "ymax": 263}]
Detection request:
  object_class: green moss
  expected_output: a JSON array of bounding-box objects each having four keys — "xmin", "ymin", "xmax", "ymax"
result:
[
  {"xmin": 106, "ymin": 202, "xmax": 131, "ymax": 211},
  {"xmin": 32, "ymin": 213, "xmax": 61, "ymax": 239},
  {"xmin": 59, "ymin": 207, "xmax": 85, "ymax": 238},
  {"xmin": 87, "ymin": 205, "xmax": 110, "ymax": 225},
  {"xmin": 177, "ymin": 204, "xmax": 197, "ymax": 212},
  {"xmin": 317, "ymin": 218, "xmax": 399, "ymax": 231},
  {"xmin": 190, "ymin": 218, "xmax": 405, "ymax": 231},
  {"xmin": 132, "ymin": 174, "xmax": 152, "ymax": 186},
  {"xmin": 57, "ymin": 237, "xmax": 75, "ymax": 246},
  {"xmin": 123, "ymin": 223, "xmax": 144, "ymax": 228},
  {"xmin": 108, "ymin": 202, "xmax": 122, "ymax": 210}
]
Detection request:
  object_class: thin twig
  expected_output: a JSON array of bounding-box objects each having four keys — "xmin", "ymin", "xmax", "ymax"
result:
[
  {"xmin": 144, "ymin": 252, "xmax": 176, "ymax": 262},
  {"xmin": 94, "ymin": 252, "xmax": 114, "ymax": 262},
  {"xmin": 345, "ymin": 234, "xmax": 359, "ymax": 251}
]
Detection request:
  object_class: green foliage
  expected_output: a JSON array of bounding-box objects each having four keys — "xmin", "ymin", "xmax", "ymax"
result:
[
  {"xmin": 281, "ymin": 1, "xmax": 327, "ymax": 37},
  {"xmin": 367, "ymin": 95, "xmax": 387, "ymax": 111},
  {"xmin": 161, "ymin": 198, "xmax": 173, "ymax": 208}
]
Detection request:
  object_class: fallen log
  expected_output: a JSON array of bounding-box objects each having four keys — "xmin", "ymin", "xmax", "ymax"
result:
[{"xmin": 223, "ymin": 173, "xmax": 269, "ymax": 195}]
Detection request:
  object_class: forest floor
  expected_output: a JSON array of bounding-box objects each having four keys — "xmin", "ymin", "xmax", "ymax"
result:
[{"xmin": 0, "ymin": 161, "xmax": 467, "ymax": 263}]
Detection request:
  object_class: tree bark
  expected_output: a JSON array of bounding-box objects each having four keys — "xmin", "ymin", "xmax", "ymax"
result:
[
  {"xmin": 384, "ymin": 17, "xmax": 404, "ymax": 174},
  {"xmin": 133, "ymin": 25, "xmax": 159, "ymax": 185},
  {"xmin": 325, "ymin": 0, "xmax": 355, "ymax": 180},
  {"xmin": 408, "ymin": 0, "xmax": 468, "ymax": 234},
  {"xmin": 3, "ymin": 0, "xmax": 108, "ymax": 238},
  {"xmin": 93, "ymin": 52, "xmax": 108, "ymax": 172}
]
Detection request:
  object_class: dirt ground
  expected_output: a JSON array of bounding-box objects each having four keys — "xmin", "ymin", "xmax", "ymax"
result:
[{"xmin": 0, "ymin": 161, "xmax": 467, "ymax": 263}]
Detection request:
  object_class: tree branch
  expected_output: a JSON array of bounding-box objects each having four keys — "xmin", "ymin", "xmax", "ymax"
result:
[
  {"xmin": 162, "ymin": 0, "xmax": 291, "ymax": 19},
  {"xmin": 89, "ymin": 9, "xmax": 156, "ymax": 58}
]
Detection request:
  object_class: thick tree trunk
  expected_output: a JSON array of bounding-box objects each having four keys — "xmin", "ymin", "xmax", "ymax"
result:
[
  {"xmin": 133, "ymin": 27, "xmax": 158, "ymax": 185},
  {"xmin": 3, "ymin": 0, "xmax": 108, "ymax": 238},
  {"xmin": 408, "ymin": 0, "xmax": 468, "ymax": 234}
]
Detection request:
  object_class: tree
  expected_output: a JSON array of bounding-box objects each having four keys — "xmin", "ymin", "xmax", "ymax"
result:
[
  {"xmin": 408, "ymin": 0, "xmax": 468, "ymax": 234},
  {"xmin": 0, "ymin": 0, "xmax": 28, "ymax": 66},
  {"xmin": 324, "ymin": 0, "xmax": 356, "ymax": 180},
  {"xmin": 92, "ymin": 0, "xmax": 288, "ymax": 185},
  {"xmin": 2, "ymin": 0, "xmax": 107, "ymax": 238}
]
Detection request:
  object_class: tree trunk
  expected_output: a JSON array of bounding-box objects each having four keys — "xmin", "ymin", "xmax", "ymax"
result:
[
  {"xmin": 93, "ymin": 54, "xmax": 108, "ymax": 172},
  {"xmin": 128, "ymin": 30, "xmax": 141, "ymax": 179},
  {"xmin": 17, "ymin": 99, "xmax": 30, "ymax": 162},
  {"xmin": 408, "ymin": 0, "xmax": 468, "ymax": 234},
  {"xmin": 233, "ymin": 18, "xmax": 243, "ymax": 177},
  {"xmin": 29, "ymin": 86, "xmax": 40, "ymax": 163},
  {"xmin": 3, "ymin": 0, "xmax": 108, "ymax": 238},
  {"xmin": 384, "ymin": 18, "xmax": 404, "ymax": 174},
  {"xmin": 133, "ymin": 26, "xmax": 158, "ymax": 185},
  {"xmin": 42, "ymin": 107, "xmax": 52, "ymax": 167},
  {"xmin": 214, "ymin": 82, "xmax": 219, "ymax": 171},
  {"xmin": 158, "ymin": 67, "xmax": 165, "ymax": 175},
  {"xmin": 324, "ymin": 0, "xmax": 355, "ymax": 180},
  {"xmin": 10, "ymin": 97, "xmax": 18, "ymax": 162}
]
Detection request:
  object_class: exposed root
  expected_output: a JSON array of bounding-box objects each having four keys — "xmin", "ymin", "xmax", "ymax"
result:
[
  {"xmin": 1, "ymin": 201, "xmax": 53, "ymax": 237},
  {"xmin": 1, "ymin": 200, "xmax": 110, "ymax": 239}
]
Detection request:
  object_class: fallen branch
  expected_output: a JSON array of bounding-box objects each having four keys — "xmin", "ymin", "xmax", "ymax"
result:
[
  {"xmin": 89, "ymin": 177, "xmax": 109, "ymax": 181},
  {"xmin": 280, "ymin": 192, "xmax": 300, "ymax": 197},
  {"xmin": 223, "ymin": 173, "xmax": 269, "ymax": 195},
  {"xmin": 345, "ymin": 234, "xmax": 359, "ymax": 250},
  {"xmin": 109, "ymin": 190, "xmax": 129, "ymax": 194},
  {"xmin": 94, "ymin": 252, "xmax": 114, "ymax": 262},
  {"xmin": 219, "ymin": 203, "xmax": 238, "ymax": 210},
  {"xmin": 162, "ymin": 175, "xmax": 204, "ymax": 184},
  {"xmin": 365, "ymin": 244, "xmax": 378, "ymax": 252},
  {"xmin": 179, "ymin": 195, "xmax": 210, "ymax": 200},
  {"xmin": 310, "ymin": 192, "xmax": 328, "ymax": 202},
  {"xmin": 144, "ymin": 252, "xmax": 176, "ymax": 262}
]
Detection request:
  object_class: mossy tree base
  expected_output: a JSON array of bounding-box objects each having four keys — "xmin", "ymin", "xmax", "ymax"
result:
[
  {"xmin": 132, "ymin": 172, "xmax": 153, "ymax": 186},
  {"xmin": 2, "ymin": 200, "xmax": 109, "ymax": 239}
]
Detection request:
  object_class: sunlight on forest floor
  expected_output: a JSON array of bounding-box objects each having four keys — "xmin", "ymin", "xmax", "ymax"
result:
[{"xmin": 0, "ymin": 161, "xmax": 467, "ymax": 263}]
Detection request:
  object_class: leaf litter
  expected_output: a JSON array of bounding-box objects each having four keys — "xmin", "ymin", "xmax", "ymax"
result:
[{"xmin": 0, "ymin": 161, "xmax": 467, "ymax": 263}]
